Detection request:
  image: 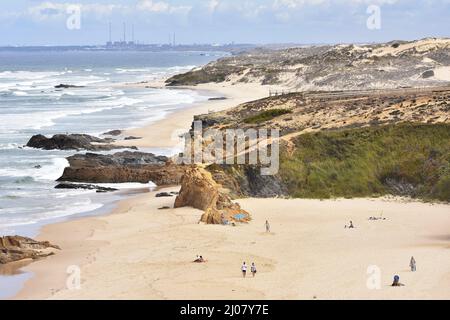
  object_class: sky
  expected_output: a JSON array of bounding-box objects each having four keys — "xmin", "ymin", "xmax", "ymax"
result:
[{"xmin": 0, "ymin": 0, "xmax": 449, "ymax": 46}]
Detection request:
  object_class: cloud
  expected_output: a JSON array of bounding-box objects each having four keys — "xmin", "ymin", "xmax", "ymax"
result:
[
  {"xmin": 26, "ymin": 1, "xmax": 191, "ymax": 22},
  {"xmin": 27, "ymin": 2, "xmax": 127, "ymax": 21},
  {"xmin": 136, "ymin": 0, "xmax": 192, "ymax": 14},
  {"xmin": 207, "ymin": 0, "xmax": 221, "ymax": 13},
  {"xmin": 273, "ymin": 0, "xmax": 399, "ymax": 9}
]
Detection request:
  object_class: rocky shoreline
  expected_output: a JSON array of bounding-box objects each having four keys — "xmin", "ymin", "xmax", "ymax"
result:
[
  {"xmin": 26, "ymin": 133, "xmax": 137, "ymax": 151},
  {"xmin": 0, "ymin": 236, "xmax": 60, "ymax": 265}
]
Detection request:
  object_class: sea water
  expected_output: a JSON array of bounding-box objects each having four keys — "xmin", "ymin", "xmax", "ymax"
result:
[{"xmin": 0, "ymin": 50, "xmax": 223, "ymax": 238}]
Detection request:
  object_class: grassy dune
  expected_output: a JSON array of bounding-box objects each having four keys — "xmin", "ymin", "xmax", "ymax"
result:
[{"xmin": 280, "ymin": 123, "xmax": 450, "ymax": 201}]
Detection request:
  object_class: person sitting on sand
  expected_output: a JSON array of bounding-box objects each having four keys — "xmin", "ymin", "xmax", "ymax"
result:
[
  {"xmin": 265, "ymin": 220, "xmax": 271, "ymax": 233},
  {"xmin": 392, "ymin": 275, "xmax": 405, "ymax": 287},
  {"xmin": 251, "ymin": 263, "xmax": 257, "ymax": 277},
  {"xmin": 194, "ymin": 255, "xmax": 206, "ymax": 263},
  {"xmin": 410, "ymin": 256, "xmax": 417, "ymax": 272},
  {"xmin": 241, "ymin": 262, "xmax": 247, "ymax": 278},
  {"xmin": 349, "ymin": 221, "xmax": 354, "ymax": 228}
]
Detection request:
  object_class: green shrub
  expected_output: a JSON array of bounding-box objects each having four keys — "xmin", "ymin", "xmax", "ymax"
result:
[{"xmin": 244, "ymin": 109, "xmax": 293, "ymax": 124}]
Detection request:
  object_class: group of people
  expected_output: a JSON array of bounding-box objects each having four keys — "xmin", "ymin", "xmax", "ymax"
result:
[
  {"xmin": 345, "ymin": 220, "xmax": 355, "ymax": 229},
  {"xmin": 241, "ymin": 262, "xmax": 257, "ymax": 278},
  {"xmin": 392, "ymin": 256, "xmax": 417, "ymax": 287}
]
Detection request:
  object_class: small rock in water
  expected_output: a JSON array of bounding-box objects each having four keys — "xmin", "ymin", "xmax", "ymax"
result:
[
  {"xmin": 55, "ymin": 183, "xmax": 118, "ymax": 193},
  {"xmin": 103, "ymin": 130, "xmax": 123, "ymax": 136},
  {"xmin": 54, "ymin": 84, "xmax": 84, "ymax": 89},
  {"xmin": 124, "ymin": 136, "xmax": 142, "ymax": 140},
  {"xmin": 422, "ymin": 70, "xmax": 435, "ymax": 79}
]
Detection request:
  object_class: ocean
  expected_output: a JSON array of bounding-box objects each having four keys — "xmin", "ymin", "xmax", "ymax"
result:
[{"xmin": 0, "ymin": 50, "xmax": 222, "ymax": 238}]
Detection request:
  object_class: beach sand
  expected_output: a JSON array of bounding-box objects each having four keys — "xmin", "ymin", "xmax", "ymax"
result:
[
  {"xmin": 11, "ymin": 81, "xmax": 450, "ymax": 300},
  {"xmin": 114, "ymin": 82, "xmax": 276, "ymax": 149},
  {"xmin": 14, "ymin": 191, "xmax": 450, "ymax": 300}
]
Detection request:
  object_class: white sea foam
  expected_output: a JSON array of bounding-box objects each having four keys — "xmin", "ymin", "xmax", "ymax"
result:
[
  {"xmin": 0, "ymin": 143, "xmax": 20, "ymax": 150},
  {"xmin": 0, "ymin": 200, "xmax": 104, "ymax": 229},
  {"xmin": 0, "ymin": 70, "xmax": 63, "ymax": 80},
  {"xmin": 0, "ymin": 158, "xmax": 69, "ymax": 181},
  {"xmin": 12, "ymin": 91, "xmax": 28, "ymax": 96},
  {"xmin": 0, "ymin": 95, "xmax": 140, "ymax": 133},
  {"xmin": 95, "ymin": 182, "xmax": 157, "ymax": 190}
]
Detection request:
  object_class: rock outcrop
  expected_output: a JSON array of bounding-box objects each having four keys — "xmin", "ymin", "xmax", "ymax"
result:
[
  {"xmin": 174, "ymin": 167, "xmax": 251, "ymax": 224},
  {"xmin": 26, "ymin": 134, "xmax": 137, "ymax": 151},
  {"xmin": 0, "ymin": 236, "xmax": 60, "ymax": 264},
  {"xmin": 57, "ymin": 151, "xmax": 187, "ymax": 185},
  {"xmin": 55, "ymin": 183, "xmax": 118, "ymax": 193},
  {"xmin": 207, "ymin": 164, "xmax": 288, "ymax": 198}
]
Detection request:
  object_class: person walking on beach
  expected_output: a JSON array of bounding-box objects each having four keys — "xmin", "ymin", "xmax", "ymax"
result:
[
  {"xmin": 241, "ymin": 262, "xmax": 247, "ymax": 278},
  {"xmin": 251, "ymin": 263, "xmax": 257, "ymax": 277},
  {"xmin": 410, "ymin": 256, "xmax": 417, "ymax": 272},
  {"xmin": 265, "ymin": 220, "xmax": 270, "ymax": 233}
]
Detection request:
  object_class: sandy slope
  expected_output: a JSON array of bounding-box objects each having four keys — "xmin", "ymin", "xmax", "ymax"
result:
[{"xmin": 15, "ymin": 190, "xmax": 450, "ymax": 300}]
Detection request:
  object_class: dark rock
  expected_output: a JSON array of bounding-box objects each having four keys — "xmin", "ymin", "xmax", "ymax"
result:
[
  {"xmin": 54, "ymin": 84, "xmax": 84, "ymax": 89},
  {"xmin": 55, "ymin": 183, "xmax": 118, "ymax": 192},
  {"xmin": 208, "ymin": 97, "xmax": 227, "ymax": 101},
  {"xmin": 422, "ymin": 70, "xmax": 435, "ymax": 79},
  {"xmin": 57, "ymin": 151, "xmax": 188, "ymax": 185},
  {"xmin": 0, "ymin": 236, "xmax": 60, "ymax": 264},
  {"xmin": 103, "ymin": 130, "xmax": 123, "ymax": 136},
  {"xmin": 158, "ymin": 206, "xmax": 171, "ymax": 210},
  {"xmin": 124, "ymin": 136, "xmax": 142, "ymax": 140},
  {"xmin": 155, "ymin": 192, "xmax": 173, "ymax": 197},
  {"xmin": 26, "ymin": 134, "xmax": 137, "ymax": 151},
  {"xmin": 207, "ymin": 164, "xmax": 288, "ymax": 198}
]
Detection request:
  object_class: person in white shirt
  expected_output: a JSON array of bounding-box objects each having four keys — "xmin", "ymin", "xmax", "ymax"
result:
[
  {"xmin": 251, "ymin": 263, "xmax": 257, "ymax": 277},
  {"xmin": 241, "ymin": 262, "xmax": 247, "ymax": 278}
]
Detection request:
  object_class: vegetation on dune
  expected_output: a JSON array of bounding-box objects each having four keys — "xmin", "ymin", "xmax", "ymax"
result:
[
  {"xmin": 243, "ymin": 109, "xmax": 293, "ymax": 124},
  {"xmin": 279, "ymin": 123, "xmax": 450, "ymax": 201},
  {"xmin": 165, "ymin": 64, "xmax": 246, "ymax": 86}
]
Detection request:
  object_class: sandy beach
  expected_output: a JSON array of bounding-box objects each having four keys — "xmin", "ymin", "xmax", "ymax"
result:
[
  {"xmin": 9, "ymin": 81, "xmax": 450, "ymax": 300},
  {"xmin": 14, "ymin": 190, "xmax": 450, "ymax": 300},
  {"xmin": 114, "ymin": 82, "xmax": 276, "ymax": 149}
]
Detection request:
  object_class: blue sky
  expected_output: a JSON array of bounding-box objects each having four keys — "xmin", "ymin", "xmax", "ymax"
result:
[{"xmin": 0, "ymin": 0, "xmax": 449, "ymax": 46}]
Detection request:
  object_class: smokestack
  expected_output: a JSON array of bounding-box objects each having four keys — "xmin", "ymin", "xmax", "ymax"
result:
[
  {"xmin": 123, "ymin": 22, "xmax": 126, "ymax": 42},
  {"xmin": 132, "ymin": 24, "xmax": 135, "ymax": 43},
  {"xmin": 109, "ymin": 22, "xmax": 112, "ymax": 43}
]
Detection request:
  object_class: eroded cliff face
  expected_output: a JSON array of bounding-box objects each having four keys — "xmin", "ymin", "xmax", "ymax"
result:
[
  {"xmin": 174, "ymin": 167, "xmax": 251, "ymax": 225},
  {"xmin": 0, "ymin": 236, "xmax": 60, "ymax": 264},
  {"xmin": 57, "ymin": 151, "xmax": 187, "ymax": 185}
]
